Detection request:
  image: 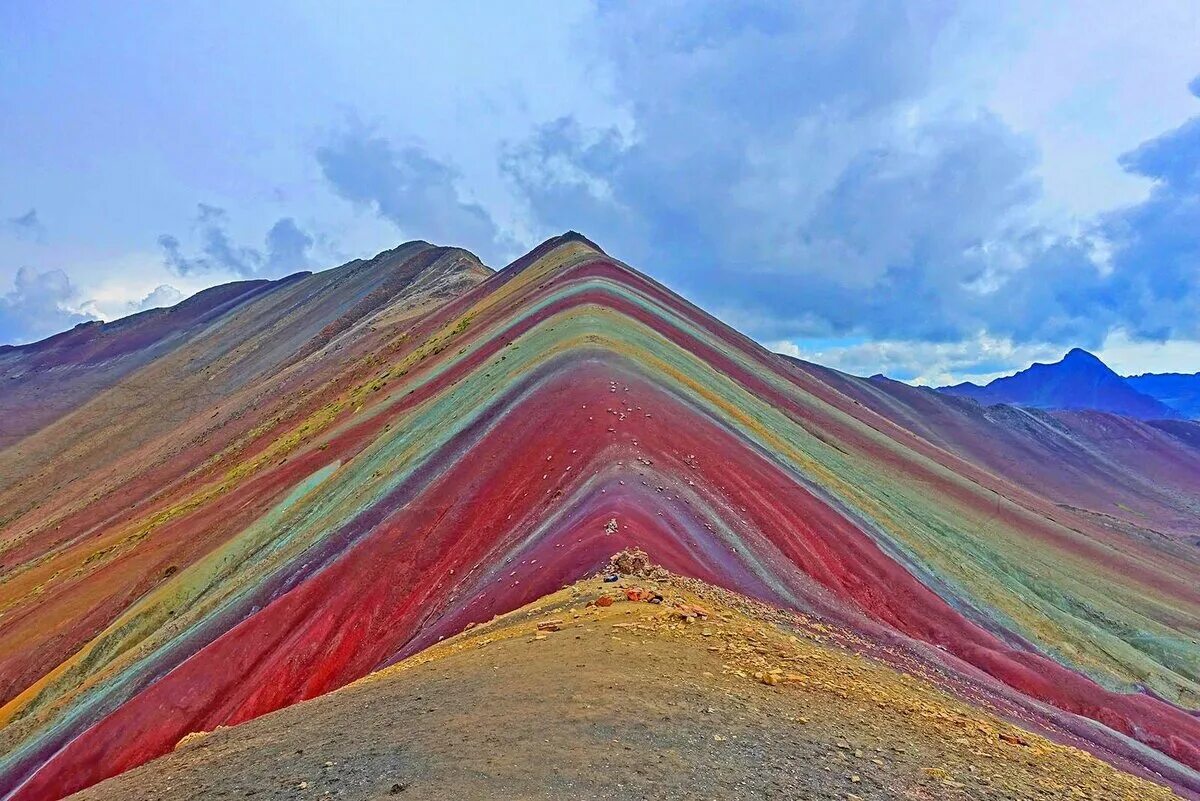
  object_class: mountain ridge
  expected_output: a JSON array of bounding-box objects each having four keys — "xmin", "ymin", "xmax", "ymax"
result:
[
  {"xmin": 939, "ymin": 347, "xmax": 1182, "ymax": 420},
  {"xmin": 67, "ymin": 563, "xmax": 1183, "ymax": 801},
  {"xmin": 1128, "ymin": 371, "xmax": 1200, "ymax": 419},
  {"xmin": 2, "ymin": 235, "xmax": 1199, "ymax": 800},
  {"xmin": 0, "ymin": 242, "xmax": 490, "ymax": 450}
]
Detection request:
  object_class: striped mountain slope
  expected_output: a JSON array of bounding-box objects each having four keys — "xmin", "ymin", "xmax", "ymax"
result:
[{"xmin": 0, "ymin": 234, "xmax": 1197, "ymax": 799}]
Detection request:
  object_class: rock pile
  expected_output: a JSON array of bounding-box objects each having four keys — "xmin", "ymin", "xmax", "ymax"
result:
[{"xmin": 602, "ymin": 548, "xmax": 670, "ymax": 581}]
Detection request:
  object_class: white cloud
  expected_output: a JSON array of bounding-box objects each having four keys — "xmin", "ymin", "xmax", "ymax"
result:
[
  {"xmin": 69, "ymin": 250, "xmax": 219, "ymax": 322},
  {"xmin": 316, "ymin": 125, "xmax": 509, "ymax": 264},
  {"xmin": 983, "ymin": 0, "xmax": 1200, "ymax": 219},
  {"xmin": 0, "ymin": 267, "xmax": 94, "ymax": 345},
  {"xmin": 1096, "ymin": 330, "xmax": 1200, "ymax": 376},
  {"xmin": 771, "ymin": 335, "xmax": 1063, "ymax": 386},
  {"xmin": 770, "ymin": 330, "xmax": 1200, "ymax": 387},
  {"xmin": 127, "ymin": 285, "xmax": 185, "ymax": 313}
]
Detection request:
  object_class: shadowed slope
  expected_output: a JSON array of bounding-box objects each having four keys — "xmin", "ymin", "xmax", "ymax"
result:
[{"xmin": 1, "ymin": 235, "xmax": 1198, "ymax": 799}]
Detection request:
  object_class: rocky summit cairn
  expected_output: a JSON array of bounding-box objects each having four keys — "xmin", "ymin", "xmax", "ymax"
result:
[{"xmin": 601, "ymin": 548, "xmax": 670, "ymax": 581}]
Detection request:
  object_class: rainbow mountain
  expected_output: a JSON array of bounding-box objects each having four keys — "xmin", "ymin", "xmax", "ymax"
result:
[{"xmin": 1, "ymin": 234, "xmax": 1199, "ymax": 799}]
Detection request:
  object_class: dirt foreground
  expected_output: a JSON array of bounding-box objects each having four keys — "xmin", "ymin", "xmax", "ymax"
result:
[{"xmin": 70, "ymin": 556, "xmax": 1180, "ymax": 801}]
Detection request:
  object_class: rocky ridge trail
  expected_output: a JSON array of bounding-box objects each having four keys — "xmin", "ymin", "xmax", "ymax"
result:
[{"xmin": 70, "ymin": 552, "xmax": 1179, "ymax": 801}]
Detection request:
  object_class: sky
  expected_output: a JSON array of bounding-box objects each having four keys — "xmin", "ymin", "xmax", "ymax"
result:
[{"xmin": 2, "ymin": 1, "xmax": 1198, "ymax": 385}]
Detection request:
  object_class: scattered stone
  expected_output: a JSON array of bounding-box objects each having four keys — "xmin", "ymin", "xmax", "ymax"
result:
[
  {"xmin": 998, "ymin": 731, "xmax": 1028, "ymax": 746},
  {"xmin": 173, "ymin": 725, "xmax": 228, "ymax": 751},
  {"xmin": 174, "ymin": 731, "xmax": 209, "ymax": 751},
  {"xmin": 675, "ymin": 603, "xmax": 710, "ymax": 619}
]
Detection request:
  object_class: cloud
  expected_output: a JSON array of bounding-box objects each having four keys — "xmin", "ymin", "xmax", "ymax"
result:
[
  {"xmin": 0, "ymin": 267, "xmax": 96, "ymax": 345},
  {"xmin": 985, "ymin": 77, "xmax": 1200, "ymax": 348},
  {"xmin": 713, "ymin": 113, "xmax": 1044, "ymax": 343},
  {"xmin": 773, "ymin": 335, "xmax": 1063, "ymax": 386},
  {"xmin": 316, "ymin": 125, "xmax": 504, "ymax": 264},
  {"xmin": 159, "ymin": 205, "xmax": 315, "ymax": 278},
  {"xmin": 127, "ymin": 284, "xmax": 184, "ymax": 313},
  {"xmin": 1097, "ymin": 85, "xmax": 1200, "ymax": 335},
  {"xmin": 265, "ymin": 217, "xmax": 314, "ymax": 275},
  {"xmin": 157, "ymin": 234, "xmax": 195, "ymax": 275},
  {"xmin": 5, "ymin": 209, "xmax": 47, "ymax": 242},
  {"xmin": 506, "ymin": 2, "xmax": 953, "ymax": 264},
  {"xmin": 1095, "ymin": 329, "xmax": 1200, "ymax": 376},
  {"xmin": 158, "ymin": 204, "xmax": 261, "ymax": 277},
  {"xmin": 505, "ymin": 3, "xmax": 1200, "ymax": 376}
]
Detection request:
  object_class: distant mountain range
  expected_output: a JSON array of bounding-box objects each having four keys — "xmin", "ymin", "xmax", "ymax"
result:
[
  {"xmin": 939, "ymin": 347, "xmax": 1199, "ymax": 420},
  {"xmin": 1126, "ymin": 372, "xmax": 1200, "ymax": 419}
]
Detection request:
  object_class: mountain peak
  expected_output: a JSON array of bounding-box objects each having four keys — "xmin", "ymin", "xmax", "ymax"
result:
[
  {"xmin": 1061, "ymin": 347, "xmax": 1104, "ymax": 366},
  {"xmin": 560, "ymin": 229, "xmax": 603, "ymax": 247},
  {"xmin": 5, "ymin": 238, "xmax": 1200, "ymax": 800},
  {"xmin": 940, "ymin": 348, "xmax": 1179, "ymax": 419}
]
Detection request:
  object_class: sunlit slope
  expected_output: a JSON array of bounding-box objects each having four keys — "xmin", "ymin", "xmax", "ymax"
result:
[{"xmin": 1, "ymin": 233, "xmax": 1197, "ymax": 799}]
